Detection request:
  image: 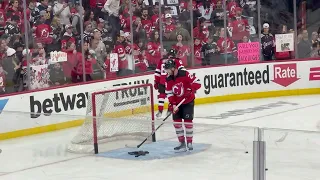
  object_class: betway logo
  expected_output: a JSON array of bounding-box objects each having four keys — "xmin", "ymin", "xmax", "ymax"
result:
[
  {"xmin": 29, "ymin": 79, "xmax": 150, "ymax": 118},
  {"xmin": 272, "ymin": 63, "xmax": 299, "ymax": 87},
  {"xmin": 30, "ymin": 92, "xmax": 89, "ymax": 118},
  {"xmin": 203, "ymin": 66, "xmax": 270, "ymax": 94}
]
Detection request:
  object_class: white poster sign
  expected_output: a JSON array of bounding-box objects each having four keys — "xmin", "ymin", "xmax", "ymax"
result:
[
  {"xmin": 49, "ymin": 51, "xmax": 68, "ymax": 63},
  {"xmin": 110, "ymin": 53, "xmax": 119, "ymax": 72},
  {"xmin": 166, "ymin": 0, "xmax": 178, "ymax": 5},
  {"xmin": 275, "ymin": 33, "xmax": 294, "ymax": 52}
]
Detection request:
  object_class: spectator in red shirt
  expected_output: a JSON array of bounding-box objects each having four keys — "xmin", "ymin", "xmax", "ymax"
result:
[
  {"xmin": 194, "ymin": 37, "xmax": 203, "ymax": 66},
  {"xmin": 172, "ymin": 34, "xmax": 190, "ymax": 66},
  {"xmin": 141, "ymin": 7, "xmax": 152, "ymax": 37},
  {"xmin": 61, "ymin": 24, "xmax": 76, "ymax": 51},
  {"xmin": 6, "ymin": 0, "xmax": 22, "ymax": 25},
  {"xmin": 164, "ymin": 14, "xmax": 176, "ymax": 32},
  {"xmin": 33, "ymin": 11, "xmax": 53, "ymax": 45},
  {"xmin": 146, "ymin": 30, "xmax": 161, "ymax": 68},
  {"xmin": 62, "ymin": 41, "xmax": 81, "ymax": 82},
  {"xmin": 217, "ymin": 27, "xmax": 237, "ymax": 64},
  {"xmin": 227, "ymin": 0, "xmax": 238, "ymax": 19},
  {"xmin": 113, "ymin": 31, "xmax": 129, "ymax": 76},
  {"xmin": 77, "ymin": 42, "xmax": 95, "ymax": 82},
  {"xmin": 230, "ymin": 7, "xmax": 250, "ymax": 43}
]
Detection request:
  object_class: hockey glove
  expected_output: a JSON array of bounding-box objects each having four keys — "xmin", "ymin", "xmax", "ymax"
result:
[{"xmin": 168, "ymin": 103, "xmax": 178, "ymax": 114}]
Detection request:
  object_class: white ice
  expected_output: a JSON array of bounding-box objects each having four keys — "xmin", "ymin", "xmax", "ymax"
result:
[{"xmin": 0, "ymin": 95, "xmax": 320, "ymax": 180}]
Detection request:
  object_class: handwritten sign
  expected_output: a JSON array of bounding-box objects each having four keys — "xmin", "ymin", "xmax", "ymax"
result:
[
  {"xmin": 275, "ymin": 33, "xmax": 294, "ymax": 52},
  {"xmin": 237, "ymin": 42, "xmax": 260, "ymax": 63},
  {"xmin": 30, "ymin": 64, "xmax": 50, "ymax": 89},
  {"xmin": 110, "ymin": 53, "xmax": 119, "ymax": 72},
  {"xmin": 49, "ymin": 51, "xmax": 67, "ymax": 64}
]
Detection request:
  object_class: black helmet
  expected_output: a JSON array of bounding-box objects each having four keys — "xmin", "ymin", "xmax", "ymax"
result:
[
  {"xmin": 164, "ymin": 59, "xmax": 176, "ymax": 69},
  {"xmin": 168, "ymin": 49, "xmax": 176, "ymax": 57}
]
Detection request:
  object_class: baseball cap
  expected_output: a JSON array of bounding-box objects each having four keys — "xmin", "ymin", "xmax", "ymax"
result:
[
  {"xmin": 165, "ymin": 14, "xmax": 172, "ymax": 18},
  {"xmin": 263, "ymin": 23, "xmax": 269, "ymax": 29}
]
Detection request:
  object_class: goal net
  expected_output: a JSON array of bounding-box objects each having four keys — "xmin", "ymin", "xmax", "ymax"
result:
[{"xmin": 67, "ymin": 84, "xmax": 155, "ymax": 154}]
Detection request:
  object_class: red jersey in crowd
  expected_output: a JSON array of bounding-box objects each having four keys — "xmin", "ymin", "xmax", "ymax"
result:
[
  {"xmin": 62, "ymin": 50, "xmax": 82, "ymax": 78},
  {"xmin": 133, "ymin": 44, "xmax": 148, "ymax": 72},
  {"xmin": 165, "ymin": 70, "xmax": 201, "ymax": 105},
  {"xmin": 194, "ymin": 43, "xmax": 202, "ymax": 65},
  {"xmin": 141, "ymin": 16, "xmax": 153, "ymax": 37},
  {"xmin": 0, "ymin": 0, "xmax": 9, "ymax": 10},
  {"xmin": 227, "ymin": 1, "xmax": 238, "ymax": 18},
  {"xmin": 34, "ymin": 23, "xmax": 53, "ymax": 44},
  {"xmin": 164, "ymin": 20, "xmax": 176, "ymax": 32},
  {"xmin": 120, "ymin": 15, "xmax": 132, "ymax": 33},
  {"xmin": 151, "ymin": 14, "xmax": 160, "ymax": 29},
  {"xmin": 113, "ymin": 42, "xmax": 128, "ymax": 70},
  {"xmin": 89, "ymin": 0, "xmax": 106, "ymax": 9},
  {"xmin": 172, "ymin": 44, "xmax": 190, "ymax": 66},
  {"xmin": 61, "ymin": 33, "xmax": 76, "ymax": 51},
  {"xmin": 217, "ymin": 37, "xmax": 237, "ymax": 55},
  {"xmin": 76, "ymin": 55, "xmax": 96, "ymax": 75},
  {"xmin": 146, "ymin": 41, "xmax": 161, "ymax": 66},
  {"xmin": 193, "ymin": 26, "xmax": 209, "ymax": 43},
  {"xmin": 155, "ymin": 57, "xmax": 184, "ymax": 85},
  {"xmin": 231, "ymin": 17, "xmax": 250, "ymax": 41},
  {"xmin": 124, "ymin": 42, "xmax": 132, "ymax": 54},
  {"xmin": 6, "ymin": 7, "xmax": 22, "ymax": 24}
]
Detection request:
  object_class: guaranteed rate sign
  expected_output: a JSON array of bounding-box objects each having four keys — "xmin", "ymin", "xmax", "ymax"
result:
[{"xmin": 237, "ymin": 42, "xmax": 261, "ymax": 63}]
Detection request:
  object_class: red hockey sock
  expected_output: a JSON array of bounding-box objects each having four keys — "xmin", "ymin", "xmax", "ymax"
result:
[
  {"xmin": 157, "ymin": 93, "xmax": 166, "ymax": 112},
  {"xmin": 173, "ymin": 119, "xmax": 185, "ymax": 142},
  {"xmin": 184, "ymin": 119, "xmax": 193, "ymax": 143}
]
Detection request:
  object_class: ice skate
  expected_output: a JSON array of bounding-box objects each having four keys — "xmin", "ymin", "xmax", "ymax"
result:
[
  {"xmin": 156, "ymin": 111, "xmax": 163, "ymax": 118},
  {"xmin": 174, "ymin": 141, "xmax": 187, "ymax": 152},
  {"xmin": 187, "ymin": 143, "xmax": 193, "ymax": 151}
]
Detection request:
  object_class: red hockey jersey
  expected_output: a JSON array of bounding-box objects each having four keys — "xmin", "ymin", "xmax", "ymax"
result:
[
  {"xmin": 194, "ymin": 43, "xmax": 202, "ymax": 65},
  {"xmin": 34, "ymin": 23, "xmax": 53, "ymax": 44},
  {"xmin": 113, "ymin": 42, "xmax": 128, "ymax": 69},
  {"xmin": 165, "ymin": 70, "xmax": 201, "ymax": 105},
  {"xmin": 146, "ymin": 41, "xmax": 161, "ymax": 66},
  {"xmin": 155, "ymin": 57, "xmax": 184, "ymax": 85},
  {"xmin": 231, "ymin": 17, "xmax": 250, "ymax": 41}
]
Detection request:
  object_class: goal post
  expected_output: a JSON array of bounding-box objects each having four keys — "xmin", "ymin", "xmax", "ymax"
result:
[{"xmin": 67, "ymin": 83, "xmax": 156, "ymax": 154}]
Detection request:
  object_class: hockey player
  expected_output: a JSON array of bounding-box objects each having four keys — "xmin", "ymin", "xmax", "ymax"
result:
[
  {"xmin": 164, "ymin": 59, "xmax": 201, "ymax": 151},
  {"xmin": 154, "ymin": 49, "xmax": 184, "ymax": 118}
]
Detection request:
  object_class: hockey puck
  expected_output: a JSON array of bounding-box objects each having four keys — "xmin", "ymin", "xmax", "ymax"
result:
[{"xmin": 245, "ymin": 151, "xmax": 248, "ymax": 154}]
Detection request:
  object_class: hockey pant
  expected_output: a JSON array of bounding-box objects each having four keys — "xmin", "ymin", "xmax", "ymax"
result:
[
  {"xmin": 157, "ymin": 84, "xmax": 166, "ymax": 112},
  {"xmin": 172, "ymin": 100, "xmax": 194, "ymax": 143}
]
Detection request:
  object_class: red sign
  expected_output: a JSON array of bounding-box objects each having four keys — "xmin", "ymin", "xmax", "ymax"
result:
[
  {"xmin": 309, "ymin": 67, "xmax": 320, "ymax": 81},
  {"xmin": 272, "ymin": 64, "xmax": 300, "ymax": 87}
]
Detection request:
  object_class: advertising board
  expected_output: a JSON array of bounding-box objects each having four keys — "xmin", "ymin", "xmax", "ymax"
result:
[{"xmin": 1, "ymin": 60, "xmax": 320, "ymax": 139}]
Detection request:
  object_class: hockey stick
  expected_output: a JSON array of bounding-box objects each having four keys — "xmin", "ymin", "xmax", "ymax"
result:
[{"xmin": 136, "ymin": 98, "xmax": 186, "ymax": 148}]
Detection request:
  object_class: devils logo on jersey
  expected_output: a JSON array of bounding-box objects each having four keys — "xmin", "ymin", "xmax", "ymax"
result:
[
  {"xmin": 41, "ymin": 29, "xmax": 49, "ymax": 38},
  {"xmin": 172, "ymin": 82, "xmax": 184, "ymax": 97}
]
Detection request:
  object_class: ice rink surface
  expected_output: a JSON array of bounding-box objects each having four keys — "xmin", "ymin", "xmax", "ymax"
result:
[{"xmin": 0, "ymin": 95, "xmax": 320, "ymax": 180}]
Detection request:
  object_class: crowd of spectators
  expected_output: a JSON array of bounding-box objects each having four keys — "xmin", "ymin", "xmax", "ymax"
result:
[{"xmin": 0, "ymin": 0, "xmax": 319, "ymax": 95}]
